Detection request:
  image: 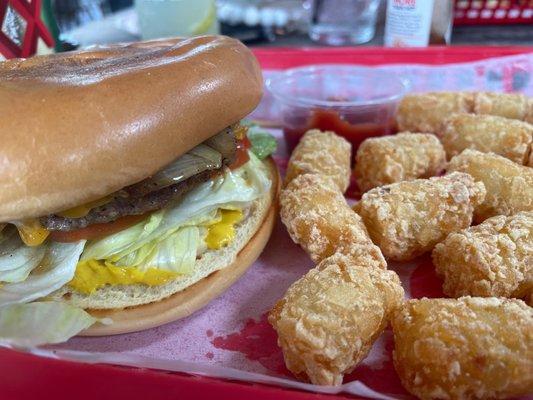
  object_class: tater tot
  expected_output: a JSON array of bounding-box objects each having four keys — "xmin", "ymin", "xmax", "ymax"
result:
[
  {"xmin": 392, "ymin": 297, "xmax": 533, "ymax": 400},
  {"xmin": 280, "ymin": 173, "xmax": 386, "ymax": 267},
  {"xmin": 473, "ymin": 92, "xmax": 530, "ymax": 121},
  {"xmin": 396, "ymin": 92, "xmax": 474, "ymax": 135},
  {"xmin": 441, "ymin": 114, "xmax": 533, "ymax": 164},
  {"xmin": 284, "ymin": 129, "xmax": 351, "ymax": 192},
  {"xmin": 447, "ymin": 149, "xmax": 533, "ymax": 222},
  {"xmin": 269, "ymin": 253, "xmax": 404, "ymax": 386},
  {"xmin": 433, "ymin": 212, "xmax": 532, "ymax": 302},
  {"xmin": 354, "ymin": 132, "xmax": 446, "ymax": 192},
  {"xmin": 526, "ymin": 99, "xmax": 533, "ymax": 124},
  {"xmin": 354, "ymin": 172, "xmax": 486, "ymax": 261}
]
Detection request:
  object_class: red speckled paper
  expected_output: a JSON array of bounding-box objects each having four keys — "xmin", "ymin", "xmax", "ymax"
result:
[
  {"xmin": 26, "ymin": 55, "xmax": 533, "ymax": 399},
  {"xmin": 45, "ymin": 130, "xmax": 442, "ymax": 399}
]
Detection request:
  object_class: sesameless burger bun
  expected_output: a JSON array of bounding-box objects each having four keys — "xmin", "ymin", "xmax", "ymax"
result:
[
  {"xmin": 0, "ymin": 36, "xmax": 263, "ymax": 221},
  {"xmin": 0, "ymin": 36, "xmax": 279, "ymax": 335}
]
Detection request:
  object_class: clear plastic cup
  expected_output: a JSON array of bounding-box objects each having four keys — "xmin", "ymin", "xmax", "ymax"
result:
[
  {"xmin": 310, "ymin": 0, "xmax": 381, "ymax": 46},
  {"xmin": 266, "ymin": 65, "xmax": 409, "ymax": 152}
]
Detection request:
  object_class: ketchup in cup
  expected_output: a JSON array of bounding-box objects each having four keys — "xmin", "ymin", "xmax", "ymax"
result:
[
  {"xmin": 283, "ymin": 107, "xmax": 397, "ymax": 152},
  {"xmin": 266, "ymin": 65, "xmax": 408, "ymax": 152}
]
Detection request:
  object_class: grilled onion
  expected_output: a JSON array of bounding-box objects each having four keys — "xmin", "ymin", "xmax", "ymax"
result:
[
  {"xmin": 126, "ymin": 144, "xmax": 222, "ymax": 197},
  {"xmin": 188, "ymin": 143, "xmax": 223, "ymax": 165},
  {"xmin": 205, "ymin": 126, "xmax": 236, "ymax": 164}
]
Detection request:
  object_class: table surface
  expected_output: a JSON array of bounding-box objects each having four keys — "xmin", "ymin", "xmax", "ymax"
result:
[
  {"xmin": 64, "ymin": 7, "xmax": 533, "ymax": 49},
  {"xmin": 256, "ymin": 24, "xmax": 533, "ymax": 47}
]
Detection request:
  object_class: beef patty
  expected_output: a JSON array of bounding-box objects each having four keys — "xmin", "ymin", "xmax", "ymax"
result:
[{"xmin": 41, "ymin": 126, "xmax": 238, "ymax": 231}]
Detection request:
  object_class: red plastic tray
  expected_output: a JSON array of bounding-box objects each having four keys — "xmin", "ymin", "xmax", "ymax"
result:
[
  {"xmin": 2, "ymin": 46, "xmax": 532, "ymax": 400},
  {"xmin": 252, "ymin": 46, "xmax": 532, "ymax": 70}
]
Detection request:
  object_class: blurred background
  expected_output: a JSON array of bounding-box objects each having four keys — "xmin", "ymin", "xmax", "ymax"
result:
[{"xmin": 0, "ymin": 0, "xmax": 531, "ymax": 60}]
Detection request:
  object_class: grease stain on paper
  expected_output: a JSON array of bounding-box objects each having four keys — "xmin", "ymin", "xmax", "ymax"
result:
[
  {"xmin": 346, "ymin": 329, "xmax": 411, "ymax": 397},
  {"xmin": 409, "ymin": 255, "xmax": 444, "ymax": 299},
  {"xmin": 209, "ymin": 313, "xmax": 290, "ymax": 376}
]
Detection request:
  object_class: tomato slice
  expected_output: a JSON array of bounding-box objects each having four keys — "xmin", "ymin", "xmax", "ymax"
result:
[
  {"xmin": 229, "ymin": 136, "xmax": 251, "ymax": 170},
  {"xmin": 49, "ymin": 214, "xmax": 147, "ymax": 243}
]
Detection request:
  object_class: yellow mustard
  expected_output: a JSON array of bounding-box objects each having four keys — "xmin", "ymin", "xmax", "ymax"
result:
[
  {"xmin": 205, "ymin": 209, "xmax": 243, "ymax": 250},
  {"xmin": 68, "ymin": 207, "xmax": 244, "ymax": 293},
  {"xmin": 69, "ymin": 259, "xmax": 178, "ymax": 295}
]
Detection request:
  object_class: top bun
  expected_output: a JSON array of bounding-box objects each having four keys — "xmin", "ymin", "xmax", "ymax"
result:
[{"xmin": 0, "ymin": 35, "xmax": 263, "ymax": 221}]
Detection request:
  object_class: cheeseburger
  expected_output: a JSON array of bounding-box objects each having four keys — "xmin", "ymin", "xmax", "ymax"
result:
[{"xmin": 0, "ymin": 36, "xmax": 277, "ymax": 342}]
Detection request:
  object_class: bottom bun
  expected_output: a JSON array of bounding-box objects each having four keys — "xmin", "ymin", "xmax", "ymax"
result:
[{"xmin": 53, "ymin": 158, "xmax": 279, "ymax": 336}]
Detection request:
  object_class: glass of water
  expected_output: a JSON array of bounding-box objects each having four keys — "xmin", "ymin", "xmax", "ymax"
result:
[
  {"xmin": 135, "ymin": 0, "xmax": 219, "ymax": 40},
  {"xmin": 309, "ymin": 0, "xmax": 380, "ymax": 45}
]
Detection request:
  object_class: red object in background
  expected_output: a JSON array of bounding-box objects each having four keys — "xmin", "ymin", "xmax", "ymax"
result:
[
  {"xmin": 1, "ymin": 46, "xmax": 532, "ymax": 400},
  {"xmin": 284, "ymin": 108, "xmax": 396, "ymax": 153},
  {"xmin": 453, "ymin": 0, "xmax": 532, "ymax": 25},
  {"xmin": 0, "ymin": 0, "xmax": 54, "ymax": 59}
]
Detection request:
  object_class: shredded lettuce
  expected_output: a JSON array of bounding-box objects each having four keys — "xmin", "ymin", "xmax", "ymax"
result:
[
  {"xmin": 112, "ymin": 226, "xmax": 200, "ymax": 274},
  {"xmin": 81, "ymin": 152, "xmax": 271, "ymax": 269},
  {"xmin": 0, "ymin": 241, "xmax": 85, "ymax": 306},
  {"xmin": 242, "ymin": 151, "xmax": 272, "ymax": 192},
  {"xmin": 113, "ymin": 240, "xmax": 157, "ymax": 268},
  {"xmin": 247, "ymin": 128, "xmax": 277, "ymax": 160},
  {"xmin": 0, "ymin": 301, "xmax": 99, "ymax": 346},
  {"xmin": 81, "ymin": 213, "xmax": 163, "ymax": 262},
  {"xmin": 149, "ymin": 226, "xmax": 199, "ymax": 274},
  {"xmin": 0, "ymin": 228, "xmax": 46, "ymax": 283}
]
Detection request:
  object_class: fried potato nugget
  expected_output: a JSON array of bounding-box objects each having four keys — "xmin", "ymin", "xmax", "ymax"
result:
[
  {"xmin": 396, "ymin": 92, "xmax": 474, "ymax": 136},
  {"xmin": 448, "ymin": 149, "xmax": 533, "ymax": 222},
  {"xmin": 354, "ymin": 132, "xmax": 446, "ymax": 192},
  {"xmin": 280, "ymin": 173, "xmax": 386, "ymax": 267},
  {"xmin": 474, "ymin": 92, "xmax": 531, "ymax": 121},
  {"xmin": 284, "ymin": 129, "xmax": 351, "ymax": 192},
  {"xmin": 354, "ymin": 172, "xmax": 486, "ymax": 261},
  {"xmin": 442, "ymin": 114, "xmax": 533, "ymax": 164},
  {"xmin": 433, "ymin": 212, "xmax": 533, "ymax": 302},
  {"xmin": 526, "ymin": 99, "xmax": 533, "ymax": 124},
  {"xmin": 392, "ymin": 297, "xmax": 533, "ymax": 400},
  {"xmin": 269, "ymin": 253, "xmax": 404, "ymax": 386}
]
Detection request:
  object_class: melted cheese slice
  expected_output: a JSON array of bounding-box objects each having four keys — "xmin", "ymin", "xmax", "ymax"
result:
[
  {"xmin": 58, "ymin": 196, "xmax": 113, "ymax": 218},
  {"xmin": 12, "ymin": 196, "xmax": 114, "ymax": 247},
  {"xmin": 205, "ymin": 209, "xmax": 243, "ymax": 249},
  {"xmin": 16, "ymin": 220, "xmax": 50, "ymax": 246}
]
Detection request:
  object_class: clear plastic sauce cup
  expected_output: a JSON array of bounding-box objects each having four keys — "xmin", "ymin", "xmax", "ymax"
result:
[{"xmin": 266, "ymin": 65, "xmax": 408, "ymax": 152}]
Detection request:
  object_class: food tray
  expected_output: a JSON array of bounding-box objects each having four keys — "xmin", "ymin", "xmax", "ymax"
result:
[{"xmin": 1, "ymin": 46, "xmax": 532, "ymax": 400}]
